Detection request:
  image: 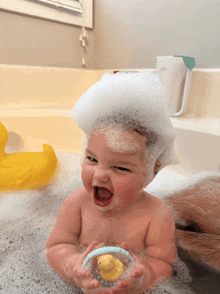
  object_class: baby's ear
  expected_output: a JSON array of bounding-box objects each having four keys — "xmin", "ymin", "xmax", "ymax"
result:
[{"xmin": 154, "ymin": 160, "xmax": 161, "ymax": 174}]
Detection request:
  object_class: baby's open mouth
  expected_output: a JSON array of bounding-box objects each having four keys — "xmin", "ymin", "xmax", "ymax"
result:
[{"xmin": 94, "ymin": 187, "xmax": 113, "ymax": 207}]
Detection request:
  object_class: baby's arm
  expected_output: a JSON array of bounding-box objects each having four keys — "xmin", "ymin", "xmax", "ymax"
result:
[
  {"xmin": 114, "ymin": 201, "xmax": 177, "ymax": 293},
  {"xmin": 140, "ymin": 202, "xmax": 177, "ymax": 291},
  {"xmin": 46, "ymin": 188, "xmax": 99, "ymax": 290}
]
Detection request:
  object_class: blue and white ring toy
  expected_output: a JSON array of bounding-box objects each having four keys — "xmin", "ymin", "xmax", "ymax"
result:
[{"xmin": 83, "ymin": 246, "xmax": 134, "ymax": 287}]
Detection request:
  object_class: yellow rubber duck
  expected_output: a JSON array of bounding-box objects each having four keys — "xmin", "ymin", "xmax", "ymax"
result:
[
  {"xmin": 97, "ymin": 254, "xmax": 125, "ymax": 282},
  {"xmin": 0, "ymin": 121, "xmax": 58, "ymax": 190}
]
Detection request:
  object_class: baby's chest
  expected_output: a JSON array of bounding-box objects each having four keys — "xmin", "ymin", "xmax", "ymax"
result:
[{"xmin": 80, "ymin": 214, "xmax": 149, "ymax": 251}]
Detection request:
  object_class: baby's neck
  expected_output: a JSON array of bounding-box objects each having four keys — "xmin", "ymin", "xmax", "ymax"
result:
[{"xmin": 97, "ymin": 203, "xmax": 135, "ymax": 219}]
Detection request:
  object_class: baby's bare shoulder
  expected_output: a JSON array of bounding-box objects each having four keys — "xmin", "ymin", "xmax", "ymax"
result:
[
  {"xmin": 46, "ymin": 188, "xmax": 88, "ymax": 249},
  {"xmin": 65, "ymin": 187, "xmax": 88, "ymax": 206},
  {"xmin": 146, "ymin": 193, "xmax": 174, "ymax": 231},
  {"xmin": 145, "ymin": 192, "xmax": 171, "ymax": 216},
  {"xmin": 143, "ymin": 192, "xmax": 174, "ymax": 232}
]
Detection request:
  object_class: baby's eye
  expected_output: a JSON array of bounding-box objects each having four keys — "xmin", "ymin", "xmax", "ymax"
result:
[
  {"xmin": 114, "ymin": 166, "xmax": 131, "ymax": 172},
  {"xmin": 87, "ymin": 156, "xmax": 97, "ymax": 163}
]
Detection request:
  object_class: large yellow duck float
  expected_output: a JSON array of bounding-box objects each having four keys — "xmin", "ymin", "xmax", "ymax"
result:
[
  {"xmin": 0, "ymin": 121, "xmax": 57, "ymax": 190},
  {"xmin": 97, "ymin": 254, "xmax": 125, "ymax": 282}
]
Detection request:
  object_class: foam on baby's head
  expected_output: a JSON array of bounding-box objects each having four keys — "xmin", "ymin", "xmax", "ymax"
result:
[{"xmin": 73, "ymin": 71, "xmax": 179, "ymax": 168}]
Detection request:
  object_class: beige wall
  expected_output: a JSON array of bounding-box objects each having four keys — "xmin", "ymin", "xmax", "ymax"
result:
[
  {"xmin": 0, "ymin": 10, "xmax": 95, "ymax": 68},
  {"xmin": 1, "ymin": 0, "xmax": 220, "ymax": 69}
]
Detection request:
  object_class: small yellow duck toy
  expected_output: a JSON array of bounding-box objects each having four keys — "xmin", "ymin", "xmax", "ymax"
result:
[
  {"xmin": 0, "ymin": 121, "xmax": 58, "ymax": 190},
  {"xmin": 97, "ymin": 254, "xmax": 125, "ymax": 282}
]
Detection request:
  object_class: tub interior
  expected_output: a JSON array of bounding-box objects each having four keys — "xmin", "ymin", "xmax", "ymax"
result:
[
  {"xmin": 0, "ymin": 110, "xmax": 82, "ymax": 153},
  {"xmin": 171, "ymin": 117, "xmax": 220, "ymax": 176}
]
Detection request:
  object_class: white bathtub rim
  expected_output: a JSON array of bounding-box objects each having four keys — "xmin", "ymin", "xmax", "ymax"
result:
[
  {"xmin": 1, "ymin": 109, "xmax": 220, "ymax": 139},
  {"xmin": 170, "ymin": 117, "xmax": 220, "ymax": 136},
  {"xmin": 1, "ymin": 109, "xmax": 220, "ymax": 134},
  {"xmin": 0, "ymin": 109, "xmax": 73, "ymax": 117}
]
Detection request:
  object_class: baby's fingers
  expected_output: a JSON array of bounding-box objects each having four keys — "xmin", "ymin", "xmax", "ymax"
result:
[
  {"xmin": 116, "ymin": 277, "xmax": 134, "ymax": 289},
  {"xmin": 120, "ymin": 242, "xmax": 137, "ymax": 260},
  {"xmin": 81, "ymin": 278, "xmax": 100, "ymax": 290},
  {"xmin": 81, "ymin": 241, "xmax": 99, "ymax": 258},
  {"xmin": 73, "ymin": 266, "xmax": 91, "ymax": 279},
  {"xmin": 73, "ymin": 267, "xmax": 100, "ymax": 290},
  {"xmin": 108, "ymin": 289, "xmax": 126, "ymax": 294},
  {"xmin": 130, "ymin": 265, "xmax": 144, "ymax": 278}
]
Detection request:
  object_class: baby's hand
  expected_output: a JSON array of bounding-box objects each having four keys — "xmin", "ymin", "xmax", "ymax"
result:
[
  {"xmin": 64, "ymin": 241, "xmax": 100, "ymax": 291},
  {"xmin": 97, "ymin": 243, "xmax": 145, "ymax": 294},
  {"xmin": 113, "ymin": 242, "xmax": 145, "ymax": 294}
]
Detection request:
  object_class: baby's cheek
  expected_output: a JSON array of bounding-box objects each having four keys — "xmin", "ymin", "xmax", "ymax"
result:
[
  {"xmin": 81, "ymin": 166, "xmax": 92, "ymax": 188},
  {"xmin": 117, "ymin": 181, "xmax": 138, "ymax": 204}
]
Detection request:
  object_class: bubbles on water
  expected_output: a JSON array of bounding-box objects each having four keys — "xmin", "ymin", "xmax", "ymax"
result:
[
  {"xmin": 173, "ymin": 257, "xmax": 193, "ymax": 284},
  {"xmin": 147, "ymin": 257, "xmax": 193, "ymax": 294},
  {"xmin": 146, "ymin": 169, "xmax": 220, "ymax": 202},
  {"xmin": 72, "ymin": 72, "xmax": 179, "ymax": 169},
  {"xmin": 0, "ymin": 151, "xmax": 83, "ymax": 294}
]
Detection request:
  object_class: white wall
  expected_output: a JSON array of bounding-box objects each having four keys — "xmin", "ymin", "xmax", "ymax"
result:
[{"xmin": 93, "ymin": 0, "xmax": 220, "ymax": 69}]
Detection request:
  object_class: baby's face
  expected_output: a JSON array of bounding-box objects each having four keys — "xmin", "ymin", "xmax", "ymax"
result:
[{"xmin": 81, "ymin": 126, "xmax": 153, "ymax": 211}]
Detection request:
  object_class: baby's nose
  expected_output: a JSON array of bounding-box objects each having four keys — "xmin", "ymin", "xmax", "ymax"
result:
[{"xmin": 93, "ymin": 167, "xmax": 109, "ymax": 184}]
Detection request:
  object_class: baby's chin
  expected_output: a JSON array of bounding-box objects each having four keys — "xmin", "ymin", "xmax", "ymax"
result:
[{"xmin": 95, "ymin": 200, "xmax": 116, "ymax": 212}]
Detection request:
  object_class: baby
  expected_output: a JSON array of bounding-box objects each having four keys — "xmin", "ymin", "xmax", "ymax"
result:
[{"xmin": 46, "ymin": 72, "xmax": 178, "ymax": 293}]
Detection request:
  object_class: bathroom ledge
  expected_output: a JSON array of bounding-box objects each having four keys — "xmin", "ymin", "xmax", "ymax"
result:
[
  {"xmin": 170, "ymin": 117, "xmax": 220, "ymax": 136},
  {"xmin": 0, "ymin": 109, "xmax": 73, "ymax": 117}
]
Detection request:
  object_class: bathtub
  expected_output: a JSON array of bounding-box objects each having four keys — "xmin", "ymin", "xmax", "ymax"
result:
[
  {"xmin": 170, "ymin": 117, "xmax": 220, "ymax": 176},
  {"xmin": 1, "ymin": 65, "xmax": 220, "ymax": 294}
]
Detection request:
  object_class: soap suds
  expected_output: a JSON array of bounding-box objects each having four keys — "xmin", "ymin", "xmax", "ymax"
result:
[{"xmin": 72, "ymin": 72, "xmax": 179, "ymax": 169}]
